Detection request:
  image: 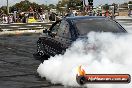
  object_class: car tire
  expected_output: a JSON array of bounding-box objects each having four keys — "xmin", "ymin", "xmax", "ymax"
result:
[{"xmin": 33, "ymin": 52, "xmax": 49, "ymax": 61}]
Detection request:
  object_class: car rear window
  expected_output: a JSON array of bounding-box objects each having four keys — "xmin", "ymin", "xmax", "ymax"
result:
[{"xmin": 75, "ymin": 18, "xmax": 125, "ymax": 35}]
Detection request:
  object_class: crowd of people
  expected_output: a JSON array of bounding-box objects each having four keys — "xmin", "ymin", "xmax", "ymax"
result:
[
  {"xmin": 0, "ymin": 12, "xmax": 56, "ymax": 24},
  {"xmin": 0, "ymin": 6, "xmax": 58, "ymax": 24},
  {"xmin": 0, "ymin": 6, "xmax": 117, "ymax": 24}
]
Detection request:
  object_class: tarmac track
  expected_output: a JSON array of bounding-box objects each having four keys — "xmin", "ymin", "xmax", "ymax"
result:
[
  {"xmin": 0, "ymin": 34, "xmax": 64, "ymax": 88},
  {"xmin": 0, "ymin": 19, "xmax": 131, "ymax": 88}
]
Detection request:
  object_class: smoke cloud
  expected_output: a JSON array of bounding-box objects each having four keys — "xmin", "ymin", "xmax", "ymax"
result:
[{"xmin": 37, "ymin": 32, "xmax": 132, "ymax": 88}]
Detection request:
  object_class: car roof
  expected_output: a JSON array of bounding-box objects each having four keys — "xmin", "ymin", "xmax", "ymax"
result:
[
  {"xmin": 65, "ymin": 16, "xmax": 127, "ymax": 33},
  {"xmin": 65, "ymin": 16, "xmax": 106, "ymax": 20}
]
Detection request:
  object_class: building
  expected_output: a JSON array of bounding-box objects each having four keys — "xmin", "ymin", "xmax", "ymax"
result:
[{"xmin": 118, "ymin": 3, "xmax": 129, "ymax": 16}]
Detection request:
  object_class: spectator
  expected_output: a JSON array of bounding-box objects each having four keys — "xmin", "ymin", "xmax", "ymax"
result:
[
  {"xmin": 9, "ymin": 14, "xmax": 13, "ymax": 23},
  {"xmin": 42, "ymin": 13, "xmax": 46, "ymax": 21}
]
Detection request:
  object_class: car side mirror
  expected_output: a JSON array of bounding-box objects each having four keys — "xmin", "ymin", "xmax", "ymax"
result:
[
  {"xmin": 50, "ymin": 32, "xmax": 57, "ymax": 37},
  {"xmin": 48, "ymin": 32, "xmax": 57, "ymax": 37}
]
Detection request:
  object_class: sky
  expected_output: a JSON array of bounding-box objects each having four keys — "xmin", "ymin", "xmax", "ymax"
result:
[{"xmin": 0, "ymin": 0, "xmax": 131, "ymax": 7}]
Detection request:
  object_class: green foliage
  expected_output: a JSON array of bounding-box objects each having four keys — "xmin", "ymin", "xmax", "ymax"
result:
[
  {"xmin": 10, "ymin": 0, "xmax": 40, "ymax": 12},
  {"xmin": 88, "ymin": 0, "xmax": 93, "ymax": 2},
  {"xmin": 56, "ymin": 0, "xmax": 68, "ymax": 12},
  {"xmin": 67, "ymin": 0, "xmax": 83, "ymax": 10},
  {"xmin": 49, "ymin": 4, "xmax": 56, "ymax": 9},
  {"xmin": 102, "ymin": 4, "xmax": 109, "ymax": 10},
  {"xmin": 1, "ymin": 0, "xmax": 83, "ymax": 14},
  {"xmin": 56, "ymin": 0, "xmax": 83, "ymax": 12},
  {"xmin": 40, "ymin": 4, "xmax": 49, "ymax": 11},
  {"xmin": 1, "ymin": 0, "xmax": 54, "ymax": 13},
  {"xmin": 0, "ymin": 6, "xmax": 7, "ymax": 14},
  {"xmin": 128, "ymin": 1, "xmax": 132, "ymax": 4}
]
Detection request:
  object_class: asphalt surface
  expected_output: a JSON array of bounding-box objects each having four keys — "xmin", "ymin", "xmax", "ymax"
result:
[
  {"xmin": 0, "ymin": 34, "xmax": 63, "ymax": 88},
  {"xmin": 0, "ymin": 19, "xmax": 131, "ymax": 88}
]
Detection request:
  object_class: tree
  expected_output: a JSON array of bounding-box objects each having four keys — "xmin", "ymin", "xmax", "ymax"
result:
[
  {"xmin": 56, "ymin": 0, "xmax": 83, "ymax": 12},
  {"xmin": 10, "ymin": 0, "xmax": 40, "ymax": 12},
  {"xmin": 49, "ymin": 4, "xmax": 56, "ymax": 9},
  {"xmin": 56, "ymin": 1, "xmax": 66, "ymax": 12},
  {"xmin": 102, "ymin": 4, "xmax": 109, "ymax": 10},
  {"xmin": 0, "ymin": 6, "xmax": 7, "ymax": 14},
  {"xmin": 128, "ymin": 1, "xmax": 132, "ymax": 4},
  {"xmin": 40, "ymin": 4, "xmax": 49, "ymax": 11},
  {"xmin": 67, "ymin": 0, "xmax": 83, "ymax": 10},
  {"xmin": 9, "ymin": 0, "xmax": 56, "ymax": 13}
]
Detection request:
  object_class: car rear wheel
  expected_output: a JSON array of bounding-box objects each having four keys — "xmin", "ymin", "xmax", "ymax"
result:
[{"xmin": 33, "ymin": 52, "xmax": 49, "ymax": 62}]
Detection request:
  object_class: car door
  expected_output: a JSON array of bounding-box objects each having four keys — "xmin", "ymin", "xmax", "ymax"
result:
[
  {"xmin": 53, "ymin": 20, "xmax": 73, "ymax": 54},
  {"xmin": 40, "ymin": 20, "xmax": 72, "ymax": 56}
]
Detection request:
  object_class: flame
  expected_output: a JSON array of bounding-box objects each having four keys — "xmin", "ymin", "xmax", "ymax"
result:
[{"xmin": 77, "ymin": 65, "xmax": 86, "ymax": 76}]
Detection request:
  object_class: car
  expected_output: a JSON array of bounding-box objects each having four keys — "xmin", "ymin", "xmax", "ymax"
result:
[{"xmin": 33, "ymin": 16, "xmax": 127, "ymax": 61}]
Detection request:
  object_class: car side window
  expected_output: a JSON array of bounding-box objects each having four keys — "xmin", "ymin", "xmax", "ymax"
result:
[
  {"xmin": 57, "ymin": 20, "xmax": 71, "ymax": 38},
  {"xmin": 50, "ymin": 21, "xmax": 61, "ymax": 34}
]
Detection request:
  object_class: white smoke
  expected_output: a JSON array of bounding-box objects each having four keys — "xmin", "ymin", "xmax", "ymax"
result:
[{"xmin": 37, "ymin": 32, "xmax": 132, "ymax": 88}]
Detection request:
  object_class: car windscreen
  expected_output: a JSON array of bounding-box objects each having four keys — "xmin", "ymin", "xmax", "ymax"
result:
[{"xmin": 75, "ymin": 18, "xmax": 126, "ymax": 35}]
